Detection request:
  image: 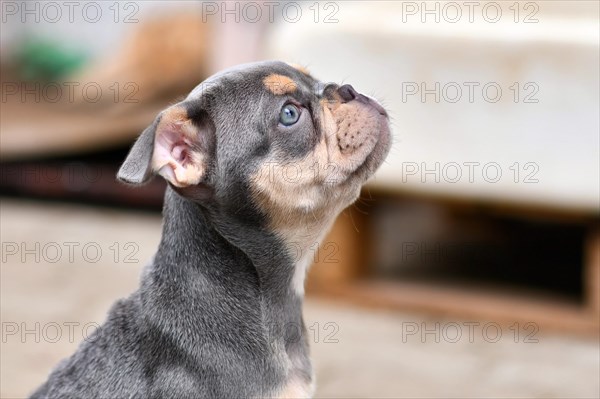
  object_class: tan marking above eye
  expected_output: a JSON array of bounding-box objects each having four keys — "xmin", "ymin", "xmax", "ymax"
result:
[{"xmin": 263, "ymin": 74, "xmax": 297, "ymax": 95}]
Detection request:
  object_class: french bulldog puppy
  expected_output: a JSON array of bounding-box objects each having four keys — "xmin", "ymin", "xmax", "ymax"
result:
[{"xmin": 32, "ymin": 61, "xmax": 391, "ymax": 398}]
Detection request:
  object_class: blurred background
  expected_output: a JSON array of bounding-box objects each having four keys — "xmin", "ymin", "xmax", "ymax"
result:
[{"xmin": 1, "ymin": 1, "xmax": 598, "ymax": 397}]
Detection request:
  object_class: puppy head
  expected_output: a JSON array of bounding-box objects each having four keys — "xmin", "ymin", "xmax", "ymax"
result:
[{"xmin": 118, "ymin": 61, "xmax": 391, "ymax": 231}]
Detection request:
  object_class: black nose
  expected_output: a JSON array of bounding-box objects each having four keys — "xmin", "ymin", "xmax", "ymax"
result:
[{"xmin": 338, "ymin": 84, "xmax": 359, "ymax": 102}]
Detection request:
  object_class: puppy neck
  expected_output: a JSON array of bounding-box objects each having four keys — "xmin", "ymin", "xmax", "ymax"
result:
[
  {"xmin": 142, "ymin": 188, "xmax": 312, "ymax": 391},
  {"xmin": 148, "ymin": 187, "xmax": 306, "ymax": 332}
]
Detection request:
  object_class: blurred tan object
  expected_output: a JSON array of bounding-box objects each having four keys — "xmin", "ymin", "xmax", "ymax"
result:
[
  {"xmin": 1, "ymin": 13, "xmax": 209, "ymax": 160},
  {"xmin": 308, "ymin": 191, "xmax": 600, "ymax": 336},
  {"xmin": 71, "ymin": 13, "xmax": 210, "ymax": 106}
]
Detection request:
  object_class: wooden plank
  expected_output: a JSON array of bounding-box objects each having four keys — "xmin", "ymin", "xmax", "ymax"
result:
[
  {"xmin": 367, "ymin": 186, "xmax": 598, "ymax": 224},
  {"xmin": 308, "ymin": 280, "xmax": 600, "ymax": 336}
]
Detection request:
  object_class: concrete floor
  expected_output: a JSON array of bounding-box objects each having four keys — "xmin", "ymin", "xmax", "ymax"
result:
[{"xmin": 1, "ymin": 199, "xmax": 598, "ymax": 398}]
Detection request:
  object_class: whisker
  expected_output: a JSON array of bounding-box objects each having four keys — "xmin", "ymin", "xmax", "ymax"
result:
[
  {"xmin": 347, "ymin": 208, "xmax": 360, "ymax": 233},
  {"xmin": 352, "ymin": 204, "xmax": 370, "ymax": 216}
]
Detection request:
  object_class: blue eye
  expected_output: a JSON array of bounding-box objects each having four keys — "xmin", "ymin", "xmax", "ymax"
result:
[{"xmin": 279, "ymin": 104, "xmax": 301, "ymax": 126}]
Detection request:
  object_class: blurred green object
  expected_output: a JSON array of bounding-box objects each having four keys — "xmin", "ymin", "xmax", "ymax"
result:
[{"xmin": 16, "ymin": 37, "xmax": 88, "ymax": 82}]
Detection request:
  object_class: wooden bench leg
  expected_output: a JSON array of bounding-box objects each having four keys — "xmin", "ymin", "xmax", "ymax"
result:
[
  {"xmin": 586, "ymin": 228, "xmax": 600, "ymax": 319},
  {"xmin": 307, "ymin": 208, "xmax": 370, "ymax": 290}
]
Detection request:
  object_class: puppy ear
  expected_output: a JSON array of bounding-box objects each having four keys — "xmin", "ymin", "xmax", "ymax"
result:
[
  {"xmin": 117, "ymin": 105, "xmax": 214, "ymax": 187},
  {"xmin": 117, "ymin": 117, "xmax": 161, "ymax": 185}
]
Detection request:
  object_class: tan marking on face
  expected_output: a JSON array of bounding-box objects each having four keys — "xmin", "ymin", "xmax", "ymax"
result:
[
  {"xmin": 263, "ymin": 74, "xmax": 298, "ymax": 95},
  {"xmin": 250, "ymin": 87, "xmax": 388, "ymax": 293},
  {"xmin": 250, "ymin": 111, "xmax": 363, "ymax": 294}
]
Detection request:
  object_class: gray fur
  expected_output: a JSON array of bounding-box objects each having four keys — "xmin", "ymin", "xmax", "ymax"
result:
[{"xmin": 32, "ymin": 61, "xmax": 390, "ymax": 398}]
